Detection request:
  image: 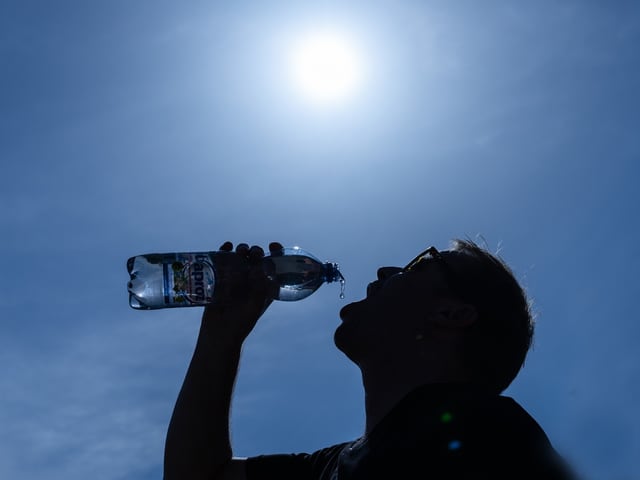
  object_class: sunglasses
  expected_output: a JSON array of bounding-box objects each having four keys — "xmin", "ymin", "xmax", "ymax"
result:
[
  {"xmin": 403, "ymin": 246, "xmax": 463, "ymax": 298},
  {"xmin": 403, "ymin": 246, "xmax": 444, "ymax": 272}
]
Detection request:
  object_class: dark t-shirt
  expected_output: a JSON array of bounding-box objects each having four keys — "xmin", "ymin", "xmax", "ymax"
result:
[{"xmin": 246, "ymin": 383, "xmax": 576, "ymax": 479}]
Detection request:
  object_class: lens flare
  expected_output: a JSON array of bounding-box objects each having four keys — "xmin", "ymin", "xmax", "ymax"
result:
[{"xmin": 448, "ymin": 439, "xmax": 462, "ymax": 451}]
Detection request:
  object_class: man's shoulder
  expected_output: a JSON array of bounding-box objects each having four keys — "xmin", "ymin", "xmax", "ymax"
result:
[
  {"xmin": 463, "ymin": 394, "xmax": 577, "ymax": 478},
  {"xmin": 377, "ymin": 385, "xmax": 577, "ymax": 479}
]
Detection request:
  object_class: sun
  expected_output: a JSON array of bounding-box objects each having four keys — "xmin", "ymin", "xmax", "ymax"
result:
[{"xmin": 289, "ymin": 30, "xmax": 363, "ymax": 105}]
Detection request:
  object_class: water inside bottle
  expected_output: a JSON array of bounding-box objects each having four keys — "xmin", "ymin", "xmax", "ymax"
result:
[
  {"xmin": 268, "ymin": 254, "xmax": 325, "ymax": 301},
  {"xmin": 267, "ymin": 252, "xmax": 345, "ymax": 301}
]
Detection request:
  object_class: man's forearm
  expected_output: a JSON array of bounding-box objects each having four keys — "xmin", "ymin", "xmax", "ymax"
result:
[
  {"xmin": 164, "ymin": 243, "xmax": 274, "ymax": 480},
  {"xmin": 164, "ymin": 323, "xmax": 243, "ymax": 480}
]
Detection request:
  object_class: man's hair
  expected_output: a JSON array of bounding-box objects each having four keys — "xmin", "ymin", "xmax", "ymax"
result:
[{"xmin": 449, "ymin": 238, "xmax": 535, "ymax": 394}]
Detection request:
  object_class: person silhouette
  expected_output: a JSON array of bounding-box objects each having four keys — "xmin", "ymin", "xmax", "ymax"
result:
[{"xmin": 164, "ymin": 239, "xmax": 576, "ymax": 479}]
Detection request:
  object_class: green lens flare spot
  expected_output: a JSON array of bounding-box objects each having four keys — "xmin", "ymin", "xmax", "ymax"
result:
[{"xmin": 440, "ymin": 411, "xmax": 453, "ymax": 423}]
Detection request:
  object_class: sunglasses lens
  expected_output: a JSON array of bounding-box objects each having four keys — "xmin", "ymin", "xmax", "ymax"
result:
[{"xmin": 405, "ymin": 248, "xmax": 438, "ymax": 272}]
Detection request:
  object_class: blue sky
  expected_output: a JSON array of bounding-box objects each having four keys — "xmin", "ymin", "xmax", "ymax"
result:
[{"xmin": 1, "ymin": 1, "xmax": 639, "ymax": 479}]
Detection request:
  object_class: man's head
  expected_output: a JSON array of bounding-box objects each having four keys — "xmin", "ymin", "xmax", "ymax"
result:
[{"xmin": 335, "ymin": 238, "xmax": 534, "ymax": 394}]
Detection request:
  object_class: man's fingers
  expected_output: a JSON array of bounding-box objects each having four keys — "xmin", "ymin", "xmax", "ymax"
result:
[
  {"xmin": 235, "ymin": 243, "xmax": 250, "ymax": 255},
  {"xmin": 268, "ymin": 242, "xmax": 284, "ymax": 255},
  {"xmin": 248, "ymin": 245, "xmax": 265, "ymax": 264},
  {"xmin": 219, "ymin": 242, "xmax": 282, "ymax": 256}
]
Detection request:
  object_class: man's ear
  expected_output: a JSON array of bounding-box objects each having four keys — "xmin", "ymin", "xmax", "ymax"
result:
[{"xmin": 432, "ymin": 303, "xmax": 477, "ymax": 329}]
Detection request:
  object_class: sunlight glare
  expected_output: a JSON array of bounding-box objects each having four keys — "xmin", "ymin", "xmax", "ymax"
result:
[{"xmin": 289, "ymin": 30, "xmax": 363, "ymax": 106}]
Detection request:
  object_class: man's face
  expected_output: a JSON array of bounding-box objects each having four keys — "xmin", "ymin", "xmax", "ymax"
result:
[{"xmin": 334, "ymin": 252, "xmax": 453, "ymax": 365}]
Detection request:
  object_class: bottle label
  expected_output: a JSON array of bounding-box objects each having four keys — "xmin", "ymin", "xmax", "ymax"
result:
[{"xmin": 166, "ymin": 253, "xmax": 215, "ymax": 305}]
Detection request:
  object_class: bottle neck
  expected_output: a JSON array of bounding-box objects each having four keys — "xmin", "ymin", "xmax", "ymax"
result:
[
  {"xmin": 322, "ymin": 262, "xmax": 346, "ymax": 299},
  {"xmin": 321, "ymin": 262, "xmax": 341, "ymax": 282}
]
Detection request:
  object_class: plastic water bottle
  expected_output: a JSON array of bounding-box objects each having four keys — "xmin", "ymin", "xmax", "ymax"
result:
[{"xmin": 126, "ymin": 246, "xmax": 345, "ymax": 310}]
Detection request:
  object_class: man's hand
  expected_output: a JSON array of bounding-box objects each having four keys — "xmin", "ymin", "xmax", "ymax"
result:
[{"xmin": 201, "ymin": 241, "xmax": 283, "ymax": 343}]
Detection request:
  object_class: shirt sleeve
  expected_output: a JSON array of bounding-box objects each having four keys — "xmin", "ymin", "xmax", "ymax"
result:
[{"xmin": 245, "ymin": 443, "xmax": 348, "ymax": 480}]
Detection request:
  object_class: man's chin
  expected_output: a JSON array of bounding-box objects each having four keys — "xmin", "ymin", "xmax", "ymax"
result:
[
  {"xmin": 333, "ymin": 323, "xmax": 358, "ymax": 364},
  {"xmin": 339, "ymin": 299, "xmax": 364, "ymax": 322},
  {"xmin": 334, "ymin": 304, "xmax": 364, "ymax": 364}
]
